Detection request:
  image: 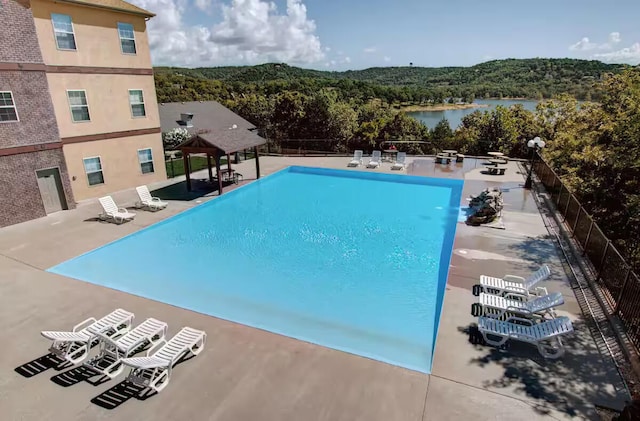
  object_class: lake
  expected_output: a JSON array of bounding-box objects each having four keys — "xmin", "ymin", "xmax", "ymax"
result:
[{"xmin": 407, "ymin": 99, "xmax": 538, "ymax": 129}]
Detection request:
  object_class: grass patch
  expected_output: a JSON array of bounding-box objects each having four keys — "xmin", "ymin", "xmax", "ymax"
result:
[{"xmin": 165, "ymin": 153, "xmax": 254, "ymax": 178}]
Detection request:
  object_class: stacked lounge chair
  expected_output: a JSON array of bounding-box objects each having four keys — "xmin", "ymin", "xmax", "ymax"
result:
[
  {"xmin": 40, "ymin": 310, "xmax": 206, "ymax": 393},
  {"xmin": 348, "ymin": 150, "xmax": 363, "ymax": 167},
  {"xmin": 474, "ymin": 266, "xmax": 574, "ymax": 359},
  {"xmin": 391, "ymin": 152, "xmax": 407, "ymax": 170},
  {"xmin": 367, "ymin": 150, "xmax": 382, "ymax": 168}
]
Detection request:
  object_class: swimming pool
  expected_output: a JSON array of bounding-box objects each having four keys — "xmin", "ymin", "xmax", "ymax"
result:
[{"xmin": 49, "ymin": 166, "xmax": 463, "ymax": 373}]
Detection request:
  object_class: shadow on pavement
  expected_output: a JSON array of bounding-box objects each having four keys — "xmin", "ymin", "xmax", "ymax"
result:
[
  {"xmin": 458, "ymin": 319, "xmax": 628, "ymax": 418},
  {"xmin": 15, "ymin": 353, "xmax": 69, "ymax": 378}
]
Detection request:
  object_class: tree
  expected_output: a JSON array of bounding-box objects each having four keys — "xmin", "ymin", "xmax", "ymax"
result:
[
  {"xmin": 162, "ymin": 128, "xmax": 190, "ymax": 150},
  {"xmin": 430, "ymin": 118, "xmax": 454, "ymax": 151}
]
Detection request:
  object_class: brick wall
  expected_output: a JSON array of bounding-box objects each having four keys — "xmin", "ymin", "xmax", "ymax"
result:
[
  {"xmin": 0, "ymin": 0, "xmax": 44, "ymax": 63},
  {"xmin": 0, "ymin": 71, "xmax": 61, "ymax": 149},
  {"xmin": 0, "ymin": 148, "xmax": 75, "ymax": 227}
]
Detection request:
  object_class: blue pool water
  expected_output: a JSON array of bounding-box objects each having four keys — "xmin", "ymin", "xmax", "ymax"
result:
[{"xmin": 49, "ymin": 166, "xmax": 463, "ymax": 373}]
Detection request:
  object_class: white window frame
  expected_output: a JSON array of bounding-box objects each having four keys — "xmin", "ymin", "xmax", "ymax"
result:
[
  {"xmin": 0, "ymin": 91, "xmax": 19, "ymax": 123},
  {"xmin": 117, "ymin": 22, "xmax": 137, "ymax": 55},
  {"xmin": 66, "ymin": 89, "xmax": 91, "ymax": 123},
  {"xmin": 137, "ymin": 148, "xmax": 155, "ymax": 174},
  {"xmin": 83, "ymin": 156, "xmax": 104, "ymax": 186},
  {"xmin": 128, "ymin": 89, "xmax": 146, "ymax": 118},
  {"xmin": 51, "ymin": 13, "xmax": 77, "ymax": 51}
]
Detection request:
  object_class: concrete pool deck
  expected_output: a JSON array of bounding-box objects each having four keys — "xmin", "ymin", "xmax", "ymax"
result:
[{"xmin": 0, "ymin": 156, "xmax": 629, "ymax": 420}]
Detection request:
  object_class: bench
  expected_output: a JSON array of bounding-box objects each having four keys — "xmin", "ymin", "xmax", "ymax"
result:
[{"xmin": 488, "ymin": 165, "xmax": 507, "ymax": 175}]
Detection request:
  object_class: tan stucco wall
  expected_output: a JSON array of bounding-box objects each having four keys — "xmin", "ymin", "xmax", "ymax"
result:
[
  {"xmin": 63, "ymin": 133, "xmax": 167, "ymax": 201},
  {"xmin": 31, "ymin": 0, "xmax": 152, "ymax": 69},
  {"xmin": 47, "ymin": 73, "xmax": 159, "ymax": 138}
]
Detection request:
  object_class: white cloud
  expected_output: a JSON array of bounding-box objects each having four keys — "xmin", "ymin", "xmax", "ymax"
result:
[
  {"xmin": 569, "ymin": 32, "xmax": 625, "ymax": 52},
  {"xmin": 324, "ymin": 46, "xmax": 331, "ymax": 52},
  {"xmin": 129, "ymin": 0, "xmax": 325, "ymax": 66},
  {"xmin": 569, "ymin": 32, "xmax": 640, "ymax": 64},
  {"xmin": 363, "ymin": 47, "xmax": 376, "ymax": 53},
  {"xmin": 343, "ymin": 56, "xmax": 351, "ymax": 64},
  {"xmin": 383, "ymin": 56, "xmax": 391, "ymax": 62},
  {"xmin": 194, "ymin": 0, "xmax": 212, "ymax": 12},
  {"xmin": 608, "ymin": 32, "xmax": 621, "ymax": 45},
  {"xmin": 593, "ymin": 42, "xmax": 640, "ymax": 64},
  {"xmin": 570, "ymin": 37, "xmax": 598, "ymax": 51}
]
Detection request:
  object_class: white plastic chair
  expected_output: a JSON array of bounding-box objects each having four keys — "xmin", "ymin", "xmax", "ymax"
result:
[
  {"xmin": 391, "ymin": 152, "xmax": 407, "ymax": 170},
  {"xmin": 480, "ymin": 265, "xmax": 551, "ymax": 296},
  {"xmin": 41, "ymin": 309, "xmax": 134, "ymax": 365},
  {"xmin": 121, "ymin": 327, "xmax": 206, "ymax": 392},
  {"xmin": 99, "ymin": 196, "xmax": 136, "ymax": 224},
  {"xmin": 135, "ymin": 185, "xmax": 168, "ymax": 211},
  {"xmin": 348, "ymin": 150, "xmax": 363, "ymax": 167},
  {"xmin": 479, "ymin": 291, "xmax": 564, "ymax": 318},
  {"xmin": 478, "ymin": 315, "xmax": 573, "ymax": 359},
  {"xmin": 367, "ymin": 150, "xmax": 381, "ymax": 168},
  {"xmin": 83, "ymin": 318, "xmax": 168, "ymax": 379}
]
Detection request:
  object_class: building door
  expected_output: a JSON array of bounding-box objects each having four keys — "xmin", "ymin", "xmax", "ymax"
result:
[{"xmin": 36, "ymin": 168, "xmax": 67, "ymax": 214}]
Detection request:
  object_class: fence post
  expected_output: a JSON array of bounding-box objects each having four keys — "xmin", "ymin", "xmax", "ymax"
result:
[
  {"xmin": 583, "ymin": 220, "xmax": 594, "ymax": 253},
  {"xmin": 572, "ymin": 206, "xmax": 582, "ymax": 233},
  {"xmin": 563, "ymin": 193, "xmax": 571, "ymax": 218},
  {"xmin": 614, "ymin": 268, "xmax": 632, "ymax": 314},
  {"xmin": 556, "ymin": 184, "xmax": 563, "ymax": 206},
  {"xmin": 596, "ymin": 241, "xmax": 611, "ymax": 281}
]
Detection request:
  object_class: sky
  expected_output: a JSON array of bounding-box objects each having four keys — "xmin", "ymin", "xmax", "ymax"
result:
[{"xmin": 129, "ymin": 0, "xmax": 640, "ymax": 69}]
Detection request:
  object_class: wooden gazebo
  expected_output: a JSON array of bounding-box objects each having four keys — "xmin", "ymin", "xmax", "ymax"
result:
[{"xmin": 176, "ymin": 128, "xmax": 266, "ymax": 194}]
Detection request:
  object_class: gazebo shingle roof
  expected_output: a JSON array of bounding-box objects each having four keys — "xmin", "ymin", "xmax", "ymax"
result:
[{"xmin": 160, "ymin": 101, "xmax": 265, "ymax": 154}]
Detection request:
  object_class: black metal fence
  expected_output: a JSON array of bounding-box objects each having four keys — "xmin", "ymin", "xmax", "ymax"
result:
[{"xmin": 533, "ymin": 154, "xmax": 640, "ymax": 350}]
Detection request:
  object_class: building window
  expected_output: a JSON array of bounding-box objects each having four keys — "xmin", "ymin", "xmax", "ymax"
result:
[
  {"xmin": 117, "ymin": 22, "xmax": 136, "ymax": 54},
  {"xmin": 51, "ymin": 13, "xmax": 77, "ymax": 50},
  {"xmin": 0, "ymin": 92, "xmax": 19, "ymax": 122},
  {"xmin": 83, "ymin": 157, "xmax": 104, "ymax": 186},
  {"xmin": 138, "ymin": 148, "xmax": 154, "ymax": 174},
  {"xmin": 129, "ymin": 89, "xmax": 146, "ymax": 117},
  {"xmin": 67, "ymin": 90, "xmax": 90, "ymax": 122}
]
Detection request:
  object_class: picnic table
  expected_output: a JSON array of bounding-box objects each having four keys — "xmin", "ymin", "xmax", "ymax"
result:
[
  {"xmin": 435, "ymin": 154, "xmax": 452, "ymax": 164},
  {"xmin": 487, "ymin": 165, "xmax": 507, "ymax": 175},
  {"xmin": 489, "ymin": 158, "xmax": 505, "ymax": 166},
  {"xmin": 442, "ymin": 149, "xmax": 458, "ymax": 157},
  {"xmin": 487, "ymin": 151, "xmax": 504, "ymax": 157},
  {"xmin": 383, "ymin": 149, "xmax": 398, "ymax": 162}
]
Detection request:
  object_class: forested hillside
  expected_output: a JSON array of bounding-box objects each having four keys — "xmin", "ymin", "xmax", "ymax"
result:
[{"xmin": 155, "ymin": 58, "xmax": 628, "ymax": 101}]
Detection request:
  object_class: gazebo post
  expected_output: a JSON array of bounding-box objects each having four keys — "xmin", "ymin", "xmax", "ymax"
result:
[
  {"xmin": 207, "ymin": 154, "xmax": 213, "ymax": 182},
  {"xmin": 183, "ymin": 152, "xmax": 192, "ymax": 191},
  {"xmin": 226, "ymin": 154, "xmax": 232, "ymax": 172},
  {"xmin": 254, "ymin": 146, "xmax": 261, "ymax": 179},
  {"xmin": 215, "ymin": 152, "xmax": 223, "ymax": 195}
]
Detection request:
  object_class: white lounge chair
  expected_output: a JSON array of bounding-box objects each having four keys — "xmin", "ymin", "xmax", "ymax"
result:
[
  {"xmin": 480, "ymin": 265, "xmax": 551, "ymax": 296},
  {"xmin": 99, "ymin": 196, "xmax": 136, "ymax": 224},
  {"xmin": 391, "ymin": 152, "xmax": 407, "ymax": 170},
  {"xmin": 478, "ymin": 315, "xmax": 573, "ymax": 359},
  {"xmin": 479, "ymin": 291, "xmax": 564, "ymax": 318},
  {"xmin": 135, "ymin": 185, "xmax": 168, "ymax": 211},
  {"xmin": 121, "ymin": 327, "xmax": 206, "ymax": 393},
  {"xmin": 348, "ymin": 150, "xmax": 363, "ymax": 167},
  {"xmin": 367, "ymin": 150, "xmax": 382, "ymax": 168},
  {"xmin": 83, "ymin": 318, "xmax": 168, "ymax": 379},
  {"xmin": 41, "ymin": 309, "xmax": 134, "ymax": 365}
]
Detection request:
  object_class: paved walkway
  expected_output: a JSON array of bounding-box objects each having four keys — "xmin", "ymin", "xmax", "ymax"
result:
[{"xmin": 0, "ymin": 156, "xmax": 628, "ymax": 420}]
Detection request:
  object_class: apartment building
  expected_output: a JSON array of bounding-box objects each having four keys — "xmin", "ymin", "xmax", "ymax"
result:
[
  {"xmin": 0, "ymin": 0, "xmax": 75, "ymax": 227},
  {"xmin": 30, "ymin": 0, "xmax": 167, "ymax": 201}
]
